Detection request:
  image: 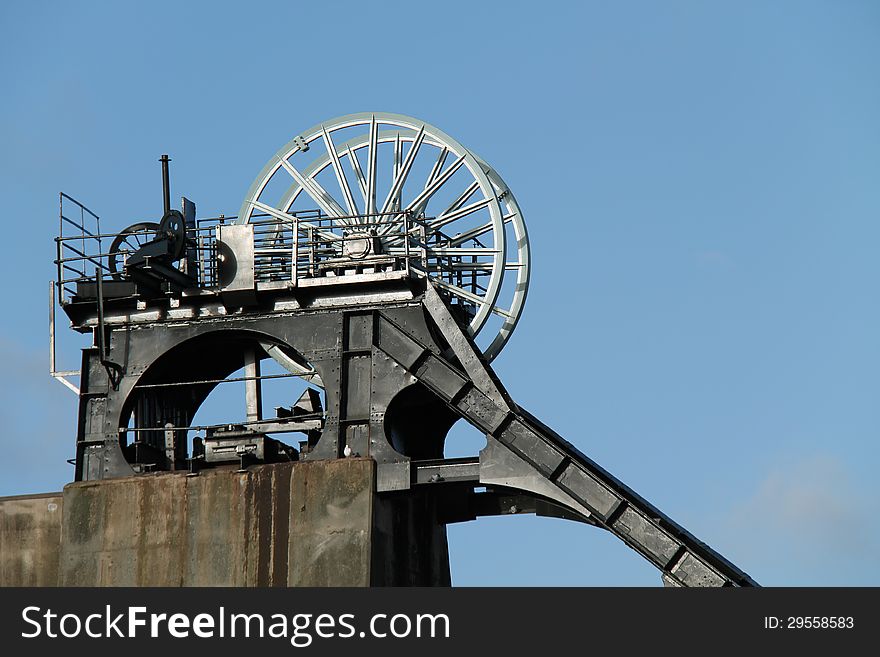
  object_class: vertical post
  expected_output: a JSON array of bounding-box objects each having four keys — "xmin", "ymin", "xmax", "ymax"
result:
[
  {"xmin": 419, "ymin": 222, "xmax": 428, "ymax": 273},
  {"xmin": 403, "ymin": 212, "xmax": 410, "ymax": 275},
  {"xmin": 244, "ymin": 347, "xmax": 262, "ymax": 423},
  {"xmin": 49, "ymin": 281, "xmax": 56, "ymax": 375},
  {"xmin": 95, "ymin": 266, "xmax": 107, "ymax": 361},
  {"xmin": 95, "ymin": 204, "xmax": 102, "ymax": 264},
  {"xmin": 57, "ymin": 194, "xmax": 63, "ymax": 304},
  {"xmin": 160, "ymin": 154, "xmax": 171, "ymax": 216},
  {"xmin": 80, "ymin": 205, "xmax": 86, "ymax": 282},
  {"xmin": 291, "ymin": 215, "xmax": 298, "ymax": 286},
  {"xmin": 308, "ymin": 226, "xmax": 316, "ymax": 277},
  {"xmin": 198, "ymin": 234, "xmax": 205, "ymax": 286}
]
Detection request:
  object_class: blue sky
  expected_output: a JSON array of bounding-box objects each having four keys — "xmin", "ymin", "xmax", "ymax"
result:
[{"xmin": 1, "ymin": 1, "xmax": 878, "ymax": 585}]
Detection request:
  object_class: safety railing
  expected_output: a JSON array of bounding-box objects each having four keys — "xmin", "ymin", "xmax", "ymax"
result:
[
  {"xmin": 56, "ymin": 193, "xmax": 109, "ymax": 304},
  {"xmin": 55, "ymin": 203, "xmax": 431, "ymax": 302},
  {"xmin": 249, "ymin": 210, "xmax": 421, "ymax": 283}
]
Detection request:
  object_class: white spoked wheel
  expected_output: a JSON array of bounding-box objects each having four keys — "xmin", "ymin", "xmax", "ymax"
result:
[
  {"xmin": 466, "ymin": 151, "xmax": 530, "ymax": 361},
  {"xmin": 237, "ymin": 112, "xmax": 529, "ymax": 361}
]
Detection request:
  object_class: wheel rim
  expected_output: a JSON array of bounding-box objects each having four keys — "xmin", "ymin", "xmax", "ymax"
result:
[
  {"xmin": 108, "ymin": 222, "xmax": 160, "ymax": 277},
  {"xmin": 237, "ymin": 112, "xmax": 528, "ymax": 361},
  {"xmin": 465, "ymin": 151, "xmax": 531, "ymax": 361}
]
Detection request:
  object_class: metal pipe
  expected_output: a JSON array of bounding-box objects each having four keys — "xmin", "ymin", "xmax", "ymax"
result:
[{"xmin": 160, "ymin": 154, "xmax": 171, "ymax": 215}]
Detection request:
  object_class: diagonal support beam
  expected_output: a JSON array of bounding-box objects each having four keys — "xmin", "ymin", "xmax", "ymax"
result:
[{"xmin": 375, "ymin": 282, "xmax": 759, "ymax": 588}]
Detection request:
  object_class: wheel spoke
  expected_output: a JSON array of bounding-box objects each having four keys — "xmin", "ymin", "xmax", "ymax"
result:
[
  {"xmin": 388, "ymin": 246, "xmax": 498, "ymax": 257},
  {"xmin": 108, "ymin": 223, "xmax": 160, "ymax": 275},
  {"xmin": 428, "ymin": 278, "xmax": 513, "ymax": 320},
  {"xmin": 427, "ymin": 147, "xmax": 449, "ymax": 188},
  {"xmin": 421, "ymin": 262, "xmax": 524, "ymax": 271},
  {"xmin": 392, "ymin": 132, "xmax": 402, "ymax": 212},
  {"xmin": 278, "ymin": 158, "xmax": 348, "ymax": 221},
  {"xmin": 421, "ymin": 261, "xmax": 495, "ymax": 268},
  {"xmin": 321, "ymin": 124, "xmax": 358, "ymax": 216},
  {"xmin": 428, "ymin": 197, "xmax": 492, "ymax": 232},
  {"xmin": 450, "ymin": 212, "xmax": 516, "ymax": 246},
  {"xmin": 346, "ymin": 148, "xmax": 369, "ymax": 206},
  {"xmin": 379, "ymin": 152, "xmax": 467, "ymax": 236},
  {"xmin": 249, "ymin": 200, "xmax": 338, "ymax": 243},
  {"xmin": 366, "ymin": 114, "xmax": 378, "ymax": 217},
  {"xmin": 440, "ymin": 181, "xmax": 480, "ymax": 218},
  {"xmin": 380, "ymin": 124, "xmax": 426, "ymax": 215},
  {"xmin": 413, "ymin": 146, "xmax": 449, "ymax": 216},
  {"xmin": 426, "ymin": 246, "xmax": 498, "ymax": 257},
  {"xmin": 489, "ymin": 304, "xmax": 513, "ymax": 319},
  {"xmin": 429, "ymin": 278, "xmax": 487, "ymax": 308},
  {"xmin": 402, "ymin": 152, "xmax": 466, "ymax": 213}
]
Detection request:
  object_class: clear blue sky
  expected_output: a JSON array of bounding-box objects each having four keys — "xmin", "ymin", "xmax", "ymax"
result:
[{"xmin": 1, "ymin": 1, "xmax": 878, "ymax": 585}]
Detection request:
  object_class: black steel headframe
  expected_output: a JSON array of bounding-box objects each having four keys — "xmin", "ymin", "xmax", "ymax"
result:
[{"xmin": 66, "ymin": 270, "xmax": 756, "ymax": 587}]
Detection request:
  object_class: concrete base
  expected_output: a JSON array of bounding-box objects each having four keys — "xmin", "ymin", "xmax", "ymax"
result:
[
  {"xmin": 0, "ymin": 493, "xmax": 63, "ymax": 586},
  {"xmin": 0, "ymin": 458, "xmax": 450, "ymax": 586}
]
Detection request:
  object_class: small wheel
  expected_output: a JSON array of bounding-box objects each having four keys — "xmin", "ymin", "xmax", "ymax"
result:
[
  {"xmin": 158, "ymin": 210, "xmax": 187, "ymax": 262},
  {"xmin": 108, "ymin": 222, "xmax": 160, "ymax": 277}
]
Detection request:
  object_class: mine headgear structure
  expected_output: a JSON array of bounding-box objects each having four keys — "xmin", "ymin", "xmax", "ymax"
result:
[{"xmin": 51, "ymin": 112, "xmax": 756, "ymax": 587}]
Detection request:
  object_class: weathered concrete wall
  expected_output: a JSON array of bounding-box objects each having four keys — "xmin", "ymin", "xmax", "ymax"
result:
[
  {"xmin": 1, "ymin": 457, "xmax": 450, "ymax": 586},
  {"xmin": 0, "ymin": 493, "xmax": 63, "ymax": 586},
  {"xmin": 61, "ymin": 458, "xmax": 377, "ymax": 586},
  {"xmin": 288, "ymin": 458, "xmax": 373, "ymax": 586}
]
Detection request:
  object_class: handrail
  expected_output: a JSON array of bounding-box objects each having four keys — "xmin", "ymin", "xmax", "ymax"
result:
[{"xmin": 54, "ymin": 200, "xmax": 477, "ymax": 300}]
